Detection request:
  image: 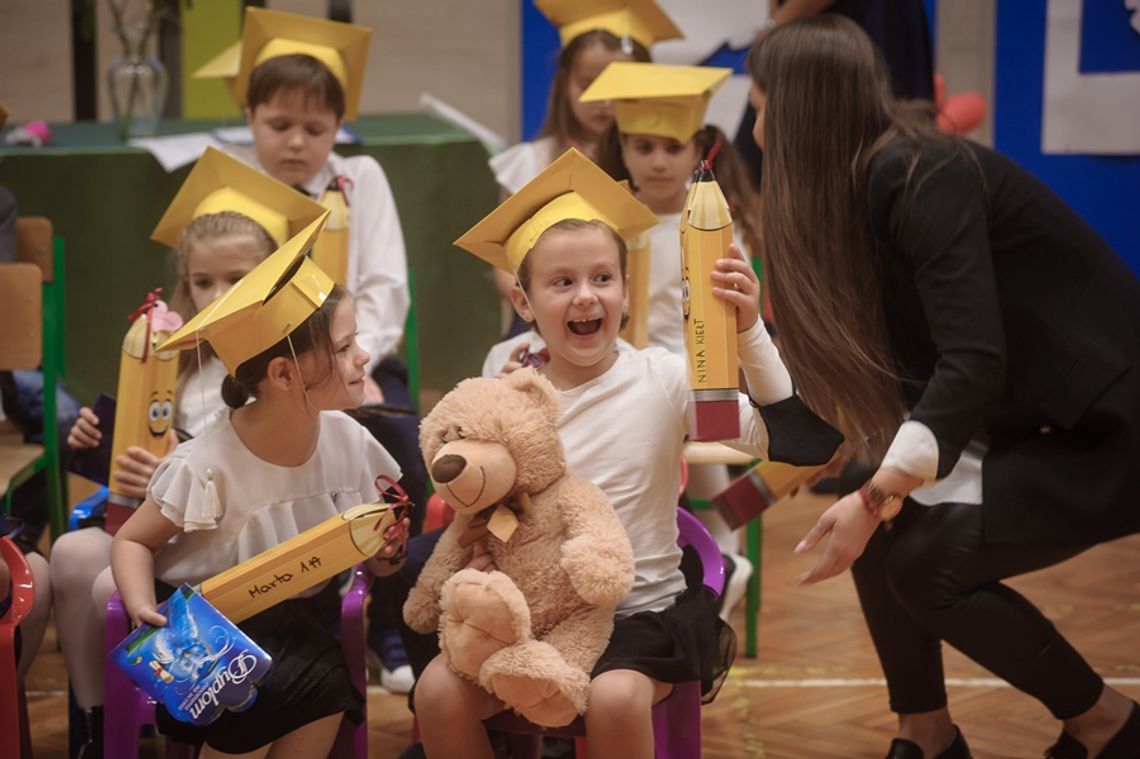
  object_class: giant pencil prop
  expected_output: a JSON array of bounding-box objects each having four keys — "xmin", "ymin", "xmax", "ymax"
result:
[
  {"xmin": 202, "ymin": 502, "xmax": 399, "ymax": 623},
  {"xmin": 106, "ymin": 292, "xmax": 183, "ymax": 535},
  {"xmin": 680, "ymin": 162, "xmax": 739, "ymax": 440},
  {"xmin": 713, "ymin": 461, "xmax": 825, "ymax": 529}
]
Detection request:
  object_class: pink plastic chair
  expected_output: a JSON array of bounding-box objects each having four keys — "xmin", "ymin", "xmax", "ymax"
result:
[
  {"xmin": 103, "ymin": 565, "xmax": 373, "ymax": 759},
  {"xmin": 481, "ymin": 508, "xmax": 725, "ymax": 759},
  {"xmin": 0, "ymin": 536, "xmax": 34, "ymax": 758}
]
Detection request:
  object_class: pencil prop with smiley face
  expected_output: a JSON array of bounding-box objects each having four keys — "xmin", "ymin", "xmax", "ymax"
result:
[
  {"xmin": 105, "ymin": 291, "xmax": 184, "ymax": 535},
  {"xmin": 680, "ymin": 162, "xmax": 739, "ymax": 440},
  {"xmin": 200, "ymin": 501, "xmax": 401, "ymax": 623}
]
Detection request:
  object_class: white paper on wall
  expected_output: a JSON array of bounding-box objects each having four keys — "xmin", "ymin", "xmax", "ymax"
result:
[{"xmin": 1043, "ymin": 0, "xmax": 1140, "ymax": 154}]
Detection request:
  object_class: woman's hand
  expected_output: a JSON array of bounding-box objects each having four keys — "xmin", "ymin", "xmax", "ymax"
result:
[
  {"xmin": 465, "ymin": 542, "xmax": 496, "ymax": 573},
  {"xmin": 794, "ymin": 491, "xmax": 879, "ymax": 584},
  {"xmin": 362, "ymin": 375, "xmax": 385, "ymax": 405},
  {"xmin": 111, "ymin": 432, "xmax": 177, "ymax": 500},
  {"xmin": 711, "ymin": 244, "xmax": 760, "ymax": 333},
  {"xmin": 67, "ymin": 406, "xmax": 102, "ymax": 450}
]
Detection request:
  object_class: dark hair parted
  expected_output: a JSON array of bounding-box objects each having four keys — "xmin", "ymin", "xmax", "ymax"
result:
[
  {"xmin": 247, "ymin": 53, "xmax": 346, "ymax": 121},
  {"xmin": 748, "ymin": 15, "xmax": 959, "ymax": 458},
  {"xmin": 538, "ymin": 29, "xmax": 651, "ymax": 148},
  {"xmin": 219, "ymin": 284, "xmax": 348, "ymax": 409},
  {"xmin": 595, "ymin": 123, "xmax": 764, "ymax": 258}
]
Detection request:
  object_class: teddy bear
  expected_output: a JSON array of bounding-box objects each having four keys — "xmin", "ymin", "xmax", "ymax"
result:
[{"xmin": 403, "ymin": 369, "xmax": 635, "ymax": 728}]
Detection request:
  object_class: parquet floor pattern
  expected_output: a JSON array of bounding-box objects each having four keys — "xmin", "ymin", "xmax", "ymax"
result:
[{"xmin": 20, "ymin": 489, "xmax": 1140, "ymax": 757}]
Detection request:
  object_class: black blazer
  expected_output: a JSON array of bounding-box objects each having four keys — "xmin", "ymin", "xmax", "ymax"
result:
[{"xmin": 866, "ymin": 140, "xmax": 1140, "ymax": 545}]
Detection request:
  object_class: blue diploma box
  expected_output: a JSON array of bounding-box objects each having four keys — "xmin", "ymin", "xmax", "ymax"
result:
[{"xmin": 109, "ymin": 584, "xmax": 273, "ymax": 725}]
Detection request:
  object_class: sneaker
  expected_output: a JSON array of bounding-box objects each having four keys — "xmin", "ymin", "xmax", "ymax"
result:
[
  {"xmin": 719, "ymin": 553, "xmax": 752, "ymax": 623},
  {"xmin": 375, "ymin": 629, "xmax": 415, "ymax": 694}
]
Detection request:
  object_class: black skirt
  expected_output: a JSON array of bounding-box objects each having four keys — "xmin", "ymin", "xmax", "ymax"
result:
[
  {"xmin": 591, "ymin": 579, "xmax": 736, "ymax": 704},
  {"xmin": 154, "ymin": 580, "xmax": 364, "ymax": 753}
]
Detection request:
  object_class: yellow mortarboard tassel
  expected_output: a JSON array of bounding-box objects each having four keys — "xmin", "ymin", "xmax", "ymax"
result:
[
  {"xmin": 454, "ymin": 147, "xmax": 658, "ymax": 273},
  {"xmin": 233, "ymin": 7, "xmax": 371, "ymax": 120},
  {"xmin": 151, "ymin": 147, "xmax": 327, "ymax": 248},
  {"xmin": 534, "ymin": 0, "xmax": 683, "ymax": 49},
  {"xmin": 579, "ymin": 62, "xmax": 732, "ymax": 143}
]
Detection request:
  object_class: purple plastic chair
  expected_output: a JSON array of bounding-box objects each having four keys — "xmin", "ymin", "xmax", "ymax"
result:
[
  {"xmin": 103, "ymin": 565, "xmax": 373, "ymax": 759},
  {"xmin": 482, "ymin": 508, "xmax": 725, "ymax": 759}
]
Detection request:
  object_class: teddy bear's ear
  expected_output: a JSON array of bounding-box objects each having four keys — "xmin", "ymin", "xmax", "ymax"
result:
[{"xmin": 502, "ymin": 368, "xmax": 560, "ymax": 421}]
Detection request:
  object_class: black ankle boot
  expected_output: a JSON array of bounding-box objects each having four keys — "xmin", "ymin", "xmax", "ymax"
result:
[
  {"xmin": 76, "ymin": 705, "xmax": 103, "ymax": 759},
  {"xmin": 1047, "ymin": 702, "xmax": 1140, "ymax": 759},
  {"xmin": 886, "ymin": 725, "xmax": 971, "ymax": 759}
]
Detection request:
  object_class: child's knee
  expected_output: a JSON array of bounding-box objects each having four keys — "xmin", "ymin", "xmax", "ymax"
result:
[
  {"xmin": 415, "ymin": 654, "xmax": 500, "ymax": 722},
  {"xmin": 587, "ymin": 670, "xmax": 654, "ymax": 723},
  {"xmin": 50, "ymin": 528, "xmax": 110, "ymax": 588}
]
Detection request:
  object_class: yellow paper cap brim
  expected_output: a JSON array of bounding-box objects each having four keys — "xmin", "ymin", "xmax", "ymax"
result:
[
  {"xmin": 235, "ymin": 7, "xmax": 371, "ymax": 120},
  {"xmin": 580, "ymin": 62, "xmax": 732, "ymax": 142},
  {"xmin": 454, "ymin": 148, "xmax": 658, "ymax": 273},
  {"xmin": 536, "ymin": 0, "xmax": 683, "ymax": 49},
  {"xmin": 151, "ymin": 147, "xmax": 327, "ymax": 248},
  {"xmin": 157, "ymin": 212, "xmax": 333, "ymax": 373},
  {"xmin": 193, "ymin": 41, "xmax": 242, "ymax": 79}
]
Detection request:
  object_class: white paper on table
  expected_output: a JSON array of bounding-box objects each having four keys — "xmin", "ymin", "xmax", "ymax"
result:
[
  {"xmin": 419, "ymin": 92, "xmax": 507, "ymax": 154},
  {"xmin": 210, "ymin": 125, "xmax": 361, "ymax": 145},
  {"xmin": 1043, "ymin": 0, "xmax": 1140, "ymax": 155},
  {"xmin": 128, "ymin": 132, "xmax": 220, "ymax": 172}
]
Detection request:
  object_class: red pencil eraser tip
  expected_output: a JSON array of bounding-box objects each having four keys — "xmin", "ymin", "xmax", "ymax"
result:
[{"xmin": 688, "ymin": 399, "xmax": 740, "ymax": 441}]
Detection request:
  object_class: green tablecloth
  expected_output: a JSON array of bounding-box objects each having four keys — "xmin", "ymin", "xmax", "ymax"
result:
[{"xmin": 0, "ymin": 115, "xmax": 501, "ymax": 408}]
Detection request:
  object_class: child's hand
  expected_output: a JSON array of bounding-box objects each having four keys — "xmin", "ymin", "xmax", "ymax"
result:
[
  {"xmin": 129, "ymin": 602, "xmax": 167, "ymax": 628},
  {"xmin": 362, "ymin": 375, "xmax": 385, "ymax": 404},
  {"xmin": 710, "ymin": 243, "xmax": 760, "ymax": 333},
  {"xmin": 498, "ymin": 343, "xmax": 531, "ymax": 377},
  {"xmin": 112, "ymin": 433, "xmax": 176, "ymax": 500},
  {"xmin": 67, "ymin": 406, "xmax": 102, "ymax": 450},
  {"xmin": 367, "ymin": 516, "xmax": 409, "ymax": 577},
  {"xmin": 466, "ymin": 542, "xmax": 496, "ymax": 573}
]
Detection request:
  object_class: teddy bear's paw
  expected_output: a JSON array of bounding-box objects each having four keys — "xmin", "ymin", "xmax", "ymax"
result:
[
  {"xmin": 480, "ymin": 641, "xmax": 589, "ymax": 728},
  {"xmin": 440, "ymin": 568, "xmax": 531, "ymax": 678}
]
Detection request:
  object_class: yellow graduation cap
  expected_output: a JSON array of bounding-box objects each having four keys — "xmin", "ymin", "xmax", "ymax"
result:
[
  {"xmin": 233, "ymin": 7, "xmax": 371, "ymax": 120},
  {"xmin": 535, "ymin": 0, "xmax": 683, "ymax": 49},
  {"xmin": 455, "ymin": 148, "xmax": 658, "ymax": 273},
  {"xmin": 579, "ymin": 62, "xmax": 732, "ymax": 143},
  {"xmin": 193, "ymin": 41, "xmax": 242, "ymax": 98},
  {"xmin": 151, "ymin": 147, "xmax": 327, "ymax": 249},
  {"xmin": 158, "ymin": 212, "xmax": 334, "ymax": 373}
]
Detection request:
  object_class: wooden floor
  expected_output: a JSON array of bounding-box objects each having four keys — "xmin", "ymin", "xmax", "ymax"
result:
[{"xmin": 20, "ymin": 490, "xmax": 1140, "ymax": 757}]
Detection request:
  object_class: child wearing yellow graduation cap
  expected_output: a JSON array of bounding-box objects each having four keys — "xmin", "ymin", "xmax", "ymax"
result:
[
  {"xmin": 109, "ymin": 221, "xmax": 409, "ymax": 756},
  {"xmin": 53, "ymin": 148, "xmax": 328, "ymax": 756},
  {"xmin": 488, "ymin": 0, "xmax": 681, "ymax": 342},
  {"xmin": 211, "ymin": 7, "xmax": 429, "ymax": 689},
  {"xmin": 414, "ymin": 149, "xmax": 839, "ymax": 758},
  {"xmin": 583, "ymin": 62, "xmax": 765, "ymax": 616}
]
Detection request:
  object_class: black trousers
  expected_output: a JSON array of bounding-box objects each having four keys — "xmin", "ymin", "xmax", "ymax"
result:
[{"xmin": 849, "ymin": 494, "xmax": 1103, "ymax": 719}]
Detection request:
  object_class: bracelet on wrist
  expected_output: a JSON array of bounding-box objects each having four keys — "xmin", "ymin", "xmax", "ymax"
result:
[{"xmin": 858, "ymin": 481, "xmax": 903, "ymax": 523}]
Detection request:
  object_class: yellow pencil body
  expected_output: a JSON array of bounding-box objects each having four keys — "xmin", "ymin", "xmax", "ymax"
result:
[
  {"xmin": 310, "ymin": 181, "xmax": 349, "ymax": 286},
  {"xmin": 200, "ymin": 503, "xmax": 397, "ymax": 623},
  {"xmin": 680, "ymin": 166, "xmax": 738, "ymax": 440},
  {"xmin": 107, "ymin": 312, "xmax": 180, "ymax": 533},
  {"xmin": 620, "ymin": 231, "xmax": 651, "ymax": 349}
]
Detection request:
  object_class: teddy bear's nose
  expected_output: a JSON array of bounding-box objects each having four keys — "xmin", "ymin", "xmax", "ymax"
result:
[{"xmin": 431, "ymin": 454, "xmax": 467, "ymax": 484}]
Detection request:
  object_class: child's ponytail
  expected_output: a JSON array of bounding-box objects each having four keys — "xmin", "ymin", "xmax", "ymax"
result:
[{"xmin": 221, "ymin": 374, "xmax": 252, "ymax": 409}]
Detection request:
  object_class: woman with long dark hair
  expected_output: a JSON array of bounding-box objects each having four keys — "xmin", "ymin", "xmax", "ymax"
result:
[{"xmin": 749, "ymin": 15, "xmax": 1140, "ymax": 759}]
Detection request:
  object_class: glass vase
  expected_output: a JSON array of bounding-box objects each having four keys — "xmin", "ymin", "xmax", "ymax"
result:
[{"xmin": 107, "ymin": 23, "xmax": 168, "ymax": 139}]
